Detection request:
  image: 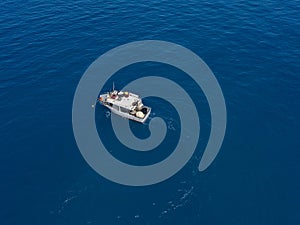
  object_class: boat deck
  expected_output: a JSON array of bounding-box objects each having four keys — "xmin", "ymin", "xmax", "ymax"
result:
[{"xmin": 103, "ymin": 92, "xmax": 140, "ymax": 110}]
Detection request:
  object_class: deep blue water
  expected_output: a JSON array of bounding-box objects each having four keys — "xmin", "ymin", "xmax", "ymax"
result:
[{"xmin": 1, "ymin": 0, "xmax": 300, "ymax": 225}]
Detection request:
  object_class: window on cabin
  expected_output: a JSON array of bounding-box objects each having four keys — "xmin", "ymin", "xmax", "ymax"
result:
[
  {"xmin": 120, "ymin": 107, "xmax": 129, "ymax": 113},
  {"xmin": 112, "ymin": 104, "xmax": 119, "ymax": 110}
]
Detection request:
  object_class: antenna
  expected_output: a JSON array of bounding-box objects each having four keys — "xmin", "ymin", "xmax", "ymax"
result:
[{"xmin": 112, "ymin": 82, "xmax": 115, "ymax": 92}]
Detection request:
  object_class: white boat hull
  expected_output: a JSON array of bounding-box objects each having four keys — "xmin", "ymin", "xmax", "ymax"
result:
[{"xmin": 98, "ymin": 91, "xmax": 151, "ymax": 123}]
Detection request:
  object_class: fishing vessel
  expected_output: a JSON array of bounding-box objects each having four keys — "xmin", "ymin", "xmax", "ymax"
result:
[{"xmin": 94, "ymin": 84, "xmax": 151, "ymax": 123}]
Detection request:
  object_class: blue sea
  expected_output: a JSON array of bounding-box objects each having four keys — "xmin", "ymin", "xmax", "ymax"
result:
[{"xmin": 1, "ymin": 0, "xmax": 299, "ymax": 224}]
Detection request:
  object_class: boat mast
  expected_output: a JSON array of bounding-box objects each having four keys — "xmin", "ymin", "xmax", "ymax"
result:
[{"xmin": 112, "ymin": 82, "xmax": 115, "ymax": 92}]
